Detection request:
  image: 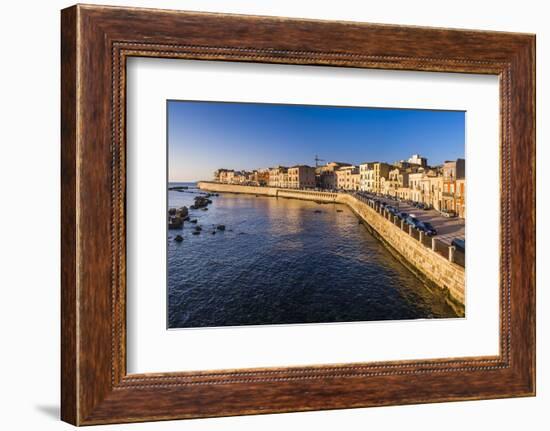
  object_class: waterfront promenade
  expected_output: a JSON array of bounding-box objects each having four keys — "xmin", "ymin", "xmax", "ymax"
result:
[{"xmin": 197, "ymin": 181, "xmax": 465, "ymax": 311}]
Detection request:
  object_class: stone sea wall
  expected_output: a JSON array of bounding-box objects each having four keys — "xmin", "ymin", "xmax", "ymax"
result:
[
  {"xmin": 339, "ymin": 194, "xmax": 465, "ymax": 308},
  {"xmin": 197, "ymin": 181, "xmax": 465, "ymax": 310}
]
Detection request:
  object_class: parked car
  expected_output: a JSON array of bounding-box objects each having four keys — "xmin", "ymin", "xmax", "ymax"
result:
[
  {"xmin": 451, "ymin": 238, "xmax": 465, "ymax": 253},
  {"xmin": 441, "ymin": 209, "xmax": 457, "ymax": 218},
  {"xmin": 418, "ymin": 221, "xmax": 437, "ymax": 236},
  {"xmin": 397, "ymin": 211, "xmax": 409, "ymax": 220},
  {"xmin": 386, "ymin": 205, "xmax": 398, "ymax": 215},
  {"xmin": 405, "ymin": 215, "xmax": 420, "ymax": 227}
]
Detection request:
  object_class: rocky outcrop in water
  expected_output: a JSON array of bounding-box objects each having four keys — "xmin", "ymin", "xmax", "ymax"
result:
[
  {"xmin": 168, "ymin": 216, "xmax": 183, "ymax": 229},
  {"xmin": 168, "ymin": 206, "xmax": 189, "ymax": 229},
  {"xmin": 190, "ymin": 196, "xmax": 210, "ymax": 209}
]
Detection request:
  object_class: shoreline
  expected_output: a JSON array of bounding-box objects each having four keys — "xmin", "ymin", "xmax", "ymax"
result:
[{"xmin": 197, "ymin": 181, "xmax": 465, "ymax": 313}]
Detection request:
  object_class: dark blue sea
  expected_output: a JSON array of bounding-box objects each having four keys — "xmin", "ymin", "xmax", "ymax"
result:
[{"xmin": 167, "ymin": 182, "xmax": 457, "ymax": 328}]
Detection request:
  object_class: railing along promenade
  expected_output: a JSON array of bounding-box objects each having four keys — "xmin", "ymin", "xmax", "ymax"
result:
[{"xmin": 197, "ymin": 181, "xmax": 465, "ymax": 311}]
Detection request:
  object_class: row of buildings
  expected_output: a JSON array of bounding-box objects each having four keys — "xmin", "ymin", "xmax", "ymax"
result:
[{"xmin": 213, "ymin": 154, "xmax": 466, "ymax": 218}]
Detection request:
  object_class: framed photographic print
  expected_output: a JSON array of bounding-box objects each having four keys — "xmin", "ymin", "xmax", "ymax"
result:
[{"xmin": 61, "ymin": 4, "xmax": 536, "ymax": 425}]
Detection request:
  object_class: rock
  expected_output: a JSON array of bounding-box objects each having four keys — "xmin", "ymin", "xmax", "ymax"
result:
[
  {"xmin": 193, "ymin": 196, "xmax": 210, "ymax": 209},
  {"xmin": 168, "ymin": 208, "xmax": 177, "ymax": 216},
  {"xmin": 211, "ymin": 231, "xmax": 216, "ymax": 235},
  {"xmin": 176, "ymin": 206, "xmax": 188, "ymax": 218},
  {"xmin": 216, "ymin": 225, "xmax": 226, "ymax": 231},
  {"xmin": 174, "ymin": 234, "xmax": 183, "ymax": 242},
  {"xmin": 190, "ymin": 219, "xmax": 198, "ymax": 224},
  {"xmin": 194, "ymin": 226, "xmax": 202, "ymax": 231},
  {"xmin": 201, "ymin": 207, "xmax": 208, "ymax": 211},
  {"xmin": 168, "ymin": 216, "xmax": 183, "ymax": 229},
  {"xmin": 192, "ymin": 231, "xmax": 200, "ymax": 235}
]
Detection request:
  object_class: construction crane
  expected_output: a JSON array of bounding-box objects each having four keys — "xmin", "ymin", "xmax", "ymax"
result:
[{"xmin": 314, "ymin": 155, "xmax": 325, "ymax": 168}]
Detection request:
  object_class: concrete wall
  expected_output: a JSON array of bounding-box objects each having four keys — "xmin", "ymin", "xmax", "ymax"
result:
[{"xmin": 197, "ymin": 182, "xmax": 465, "ymax": 310}]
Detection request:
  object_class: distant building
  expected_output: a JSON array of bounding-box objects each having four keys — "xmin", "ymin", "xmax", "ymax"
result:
[
  {"xmin": 233, "ymin": 170, "xmax": 249, "ymax": 184},
  {"xmin": 316, "ymin": 162, "xmax": 351, "ymax": 190},
  {"xmin": 247, "ymin": 168, "xmax": 269, "ymax": 186},
  {"xmin": 456, "ymin": 178, "xmax": 466, "ymax": 218},
  {"xmin": 279, "ymin": 170, "xmax": 289, "ymax": 189},
  {"xmin": 408, "ymin": 171, "xmax": 425, "ymax": 203},
  {"xmin": 288, "ymin": 165, "xmax": 316, "ymax": 189},
  {"xmin": 216, "ymin": 169, "xmax": 235, "ymax": 184},
  {"xmin": 335, "ymin": 165, "xmax": 360, "ymax": 190},
  {"xmin": 428, "ymin": 176, "xmax": 444, "ymax": 211},
  {"xmin": 407, "ymin": 154, "xmax": 428, "ymax": 167},
  {"xmin": 382, "ymin": 167, "xmax": 410, "ymax": 196},
  {"xmin": 442, "ymin": 159, "xmax": 465, "ymax": 214},
  {"xmin": 214, "ymin": 168, "xmax": 228, "ymax": 183},
  {"xmin": 409, "ymin": 169, "xmax": 441, "ymax": 208},
  {"xmin": 268, "ymin": 166, "xmax": 288, "ymax": 187},
  {"xmin": 359, "ymin": 162, "xmax": 391, "ymax": 193},
  {"xmin": 443, "ymin": 159, "xmax": 465, "ymax": 181},
  {"xmin": 359, "ymin": 162, "xmax": 374, "ymax": 191}
]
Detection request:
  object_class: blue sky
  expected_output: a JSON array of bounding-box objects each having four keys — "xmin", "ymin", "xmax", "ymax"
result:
[{"xmin": 168, "ymin": 100, "xmax": 465, "ymax": 182}]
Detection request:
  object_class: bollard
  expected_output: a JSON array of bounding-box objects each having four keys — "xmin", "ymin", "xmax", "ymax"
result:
[
  {"xmin": 449, "ymin": 245, "xmax": 456, "ymax": 263},
  {"xmin": 408, "ymin": 225, "xmax": 413, "ymax": 236},
  {"xmin": 401, "ymin": 219, "xmax": 405, "ymax": 231},
  {"xmin": 431, "ymin": 237, "xmax": 437, "ymax": 251},
  {"xmin": 419, "ymin": 231, "xmax": 424, "ymax": 243}
]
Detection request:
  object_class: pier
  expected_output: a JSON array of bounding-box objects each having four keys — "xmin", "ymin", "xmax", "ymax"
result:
[{"xmin": 197, "ymin": 181, "xmax": 465, "ymax": 312}]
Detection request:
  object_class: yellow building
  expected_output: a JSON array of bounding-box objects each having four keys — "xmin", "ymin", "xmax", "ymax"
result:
[
  {"xmin": 288, "ymin": 165, "xmax": 316, "ymax": 189},
  {"xmin": 335, "ymin": 165, "xmax": 360, "ymax": 190},
  {"xmin": 268, "ymin": 166, "xmax": 288, "ymax": 187},
  {"xmin": 359, "ymin": 162, "xmax": 391, "ymax": 193},
  {"xmin": 441, "ymin": 159, "xmax": 466, "ymax": 214},
  {"xmin": 382, "ymin": 168, "xmax": 410, "ymax": 196},
  {"xmin": 455, "ymin": 178, "xmax": 466, "ymax": 218},
  {"xmin": 214, "ymin": 169, "xmax": 234, "ymax": 183},
  {"xmin": 317, "ymin": 162, "xmax": 350, "ymax": 190},
  {"xmin": 279, "ymin": 171, "xmax": 289, "ymax": 189}
]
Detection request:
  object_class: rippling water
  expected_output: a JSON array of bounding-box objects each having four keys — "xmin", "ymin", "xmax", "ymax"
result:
[{"xmin": 167, "ymin": 183, "xmax": 457, "ymax": 328}]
